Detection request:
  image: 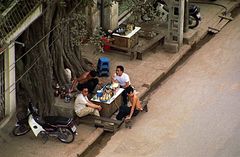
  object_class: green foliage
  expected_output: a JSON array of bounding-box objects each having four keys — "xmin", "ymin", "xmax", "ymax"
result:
[
  {"xmin": 89, "ymin": 27, "xmax": 105, "ymax": 53},
  {"xmin": 57, "ymin": 1, "xmax": 106, "ymax": 53},
  {"xmin": 61, "ymin": 12, "xmax": 105, "ymax": 53},
  {"xmin": 77, "ymin": 0, "xmax": 95, "ymax": 6},
  {"xmin": 119, "ymin": 0, "xmax": 159, "ymax": 23},
  {"xmin": 0, "ymin": 4, "xmax": 5, "ymax": 12},
  {"xmin": 56, "ymin": 0, "xmax": 95, "ymax": 7},
  {"xmin": 118, "ymin": 0, "xmax": 134, "ymax": 15},
  {"xmin": 64, "ymin": 13, "xmax": 89, "ymax": 46}
]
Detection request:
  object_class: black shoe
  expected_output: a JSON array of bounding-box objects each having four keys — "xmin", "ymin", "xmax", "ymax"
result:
[{"xmin": 94, "ymin": 124, "xmax": 103, "ymax": 128}]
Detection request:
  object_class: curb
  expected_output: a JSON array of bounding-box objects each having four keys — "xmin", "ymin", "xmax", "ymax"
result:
[{"xmin": 69, "ymin": 128, "xmax": 104, "ymax": 157}]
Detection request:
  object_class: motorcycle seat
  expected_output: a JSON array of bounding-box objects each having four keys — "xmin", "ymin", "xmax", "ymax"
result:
[
  {"xmin": 189, "ymin": 5, "xmax": 199, "ymax": 15},
  {"xmin": 44, "ymin": 116, "xmax": 72, "ymax": 125}
]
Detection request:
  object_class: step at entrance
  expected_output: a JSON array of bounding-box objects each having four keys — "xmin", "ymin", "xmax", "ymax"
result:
[{"xmin": 208, "ymin": 14, "xmax": 233, "ymax": 34}]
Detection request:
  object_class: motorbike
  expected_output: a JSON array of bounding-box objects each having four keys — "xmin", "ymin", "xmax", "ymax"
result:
[
  {"xmin": 12, "ymin": 101, "xmax": 77, "ymax": 144},
  {"xmin": 141, "ymin": 0, "xmax": 201, "ymax": 29}
]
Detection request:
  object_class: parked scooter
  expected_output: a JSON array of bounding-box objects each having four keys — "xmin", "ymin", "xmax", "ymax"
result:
[
  {"xmin": 141, "ymin": 0, "xmax": 201, "ymax": 29},
  {"xmin": 12, "ymin": 101, "xmax": 77, "ymax": 144}
]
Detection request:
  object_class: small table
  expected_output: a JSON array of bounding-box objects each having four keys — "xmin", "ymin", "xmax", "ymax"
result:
[
  {"xmin": 112, "ymin": 27, "xmax": 141, "ymax": 49},
  {"xmin": 91, "ymin": 88, "xmax": 124, "ymax": 118}
]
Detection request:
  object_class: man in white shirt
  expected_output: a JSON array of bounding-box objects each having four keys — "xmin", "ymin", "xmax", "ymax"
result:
[
  {"xmin": 74, "ymin": 85, "xmax": 102, "ymax": 118},
  {"xmin": 112, "ymin": 65, "xmax": 131, "ymax": 105}
]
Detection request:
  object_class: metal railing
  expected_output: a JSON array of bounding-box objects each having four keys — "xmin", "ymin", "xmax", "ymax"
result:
[{"xmin": 0, "ymin": 0, "xmax": 41, "ymax": 45}]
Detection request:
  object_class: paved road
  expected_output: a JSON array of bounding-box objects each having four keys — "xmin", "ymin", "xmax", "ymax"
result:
[{"xmin": 96, "ymin": 14, "xmax": 240, "ymax": 157}]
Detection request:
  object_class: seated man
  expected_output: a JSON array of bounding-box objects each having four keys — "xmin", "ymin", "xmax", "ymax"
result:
[
  {"xmin": 112, "ymin": 65, "xmax": 131, "ymax": 106},
  {"xmin": 116, "ymin": 86, "xmax": 143, "ymax": 120},
  {"xmin": 71, "ymin": 70, "xmax": 99, "ymax": 94},
  {"xmin": 74, "ymin": 85, "xmax": 102, "ymax": 118}
]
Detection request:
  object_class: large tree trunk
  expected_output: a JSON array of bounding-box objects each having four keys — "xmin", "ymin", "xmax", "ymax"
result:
[{"xmin": 15, "ymin": 1, "xmax": 92, "ymax": 116}]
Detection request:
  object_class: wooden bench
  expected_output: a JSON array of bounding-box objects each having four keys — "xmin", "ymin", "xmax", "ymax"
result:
[
  {"xmin": 74, "ymin": 114, "xmax": 123, "ymax": 133},
  {"xmin": 105, "ymin": 43, "xmax": 136, "ymax": 60},
  {"xmin": 136, "ymin": 33, "xmax": 165, "ymax": 60},
  {"xmin": 124, "ymin": 100, "xmax": 149, "ymax": 129}
]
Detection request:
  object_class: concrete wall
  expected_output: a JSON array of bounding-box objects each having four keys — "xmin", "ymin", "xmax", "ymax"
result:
[
  {"xmin": 103, "ymin": 2, "xmax": 119, "ymax": 31},
  {"xmin": 4, "ymin": 43, "xmax": 16, "ymax": 118},
  {"xmin": 86, "ymin": 0, "xmax": 100, "ymax": 33},
  {"xmin": 86, "ymin": 1, "xmax": 119, "ymax": 33}
]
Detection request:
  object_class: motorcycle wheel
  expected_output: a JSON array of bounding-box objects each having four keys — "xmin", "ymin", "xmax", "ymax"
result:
[
  {"xmin": 12, "ymin": 124, "xmax": 30, "ymax": 136},
  {"xmin": 189, "ymin": 15, "xmax": 199, "ymax": 29},
  {"xmin": 57, "ymin": 128, "xmax": 74, "ymax": 143}
]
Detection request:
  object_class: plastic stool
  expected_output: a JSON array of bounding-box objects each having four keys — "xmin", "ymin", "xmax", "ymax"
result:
[
  {"xmin": 97, "ymin": 57, "xmax": 109, "ymax": 69},
  {"xmin": 98, "ymin": 70, "xmax": 109, "ymax": 77},
  {"xmin": 97, "ymin": 57, "xmax": 110, "ymax": 77}
]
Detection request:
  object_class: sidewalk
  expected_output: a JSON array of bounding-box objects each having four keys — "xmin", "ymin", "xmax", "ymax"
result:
[
  {"xmin": 77, "ymin": 1, "xmax": 240, "ymax": 156},
  {"xmin": 0, "ymin": 1, "xmax": 239, "ymax": 157}
]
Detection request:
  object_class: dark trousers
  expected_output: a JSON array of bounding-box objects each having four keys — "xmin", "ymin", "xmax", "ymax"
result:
[
  {"xmin": 121, "ymin": 85, "xmax": 132, "ymax": 106},
  {"xmin": 122, "ymin": 89, "xmax": 128, "ymax": 106},
  {"xmin": 116, "ymin": 105, "xmax": 139, "ymax": 120},
  {"xmin": 77, "ymin": 78, "xmax": 99, "ymax": 93}
]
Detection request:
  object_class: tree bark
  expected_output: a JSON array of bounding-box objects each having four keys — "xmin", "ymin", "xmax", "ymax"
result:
[{"xmin": 15, "ymin": 1, "xmax": 93, "ymax": 115}]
